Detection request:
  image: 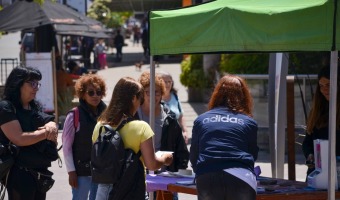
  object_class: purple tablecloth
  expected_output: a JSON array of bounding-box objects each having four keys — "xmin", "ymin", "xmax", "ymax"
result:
[{"xmin": 146, "ymin": 174, "xmax": 194, "ymax": 192}]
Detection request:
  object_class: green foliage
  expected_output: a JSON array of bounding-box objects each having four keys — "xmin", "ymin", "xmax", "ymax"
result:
[
  {"xmin": 219, "ymin": 52, "xmax": 329, "ymax": 75},
  {"xmin": 87, "ymin": 0, "xmax": 112, "ymax": 24},
  {"xmin": 106, "ymin": 12, "xmax": 133, "ymax": 28},
  {"xmin": 289, "ymin": 52, "xmax": 329, "ymax": 74},
  {"xmin": 180, "ymin": 52, "xmax": 328, "ymax": 91},
  {"xmin": 180, "ymin": 54, "xmax": 209, "ymax": 88},
  {"xmin": 220, "ymin": 53, "xmax": 269, "ymax": 74},
  {"xmin": 87, "ymin": 0, "xmax": 132, "ymax": 28}
]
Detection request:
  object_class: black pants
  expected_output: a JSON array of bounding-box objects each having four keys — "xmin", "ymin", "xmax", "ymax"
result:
[
  {"xmin": 6, "ymin": 166, "xmax": 46, "ymax": 200},
  {"xmin": 116, "ymin": 46, "xmax": 123, "ymax": 61},
  {"xmin": 196, "ymin": 170, "xmax": 256, "ymax": 200}
]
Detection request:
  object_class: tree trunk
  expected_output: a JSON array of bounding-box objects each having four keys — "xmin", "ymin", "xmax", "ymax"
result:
[
  {"xmin": 202, "ymin": 0, "xmax": 221, "ymax": 86},
  {"xmin": 203, "ymin": 54, "xmax": 221, "ymax": 86}
]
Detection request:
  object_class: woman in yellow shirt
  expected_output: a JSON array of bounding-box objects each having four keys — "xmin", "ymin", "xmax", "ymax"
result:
[{"xmin": 92, "ymin": 77, "xmax": 173, "ymax": 200}]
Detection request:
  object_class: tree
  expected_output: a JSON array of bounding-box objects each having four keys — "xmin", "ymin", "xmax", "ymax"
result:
[
  {"xmin": 87, "ymin": 0, "xmax": 111, "ymax": 25},
  {"xmin": 87, "ymin": 0, "xmax": 132, "ymax": 28},
  {"xmin": 106, "ymin": 12, "xmax": 132, "ymax": 28}
]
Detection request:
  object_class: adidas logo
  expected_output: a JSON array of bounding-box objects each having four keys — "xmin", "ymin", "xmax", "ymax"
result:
[{"xmin": 202, "ymin": 115, "xmax": 244, "ymax": 125}]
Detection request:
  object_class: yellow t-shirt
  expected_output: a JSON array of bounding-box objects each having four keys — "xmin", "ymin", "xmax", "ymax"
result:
[{"xmin": 92, "ymin": 120, "xmax": 154, "ymax": 165}]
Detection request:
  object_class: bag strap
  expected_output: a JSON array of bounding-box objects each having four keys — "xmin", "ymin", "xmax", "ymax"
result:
[
  {"xmin": 137, "ymin": 150, "xmax": 141, "ymax": 158},
  {"xmin": 72, "ymin": 107, "xmax": 79, "ymax": 130},
  {"xmin": 173, "ymin": 93, "xmax": 182, "ymax": 113},
  {"xmin": 0, "ymin": 169, "xmax": 9, "ymax": 200},
  {"xmin": 57, "ymin": 107, "xmax": 79, "ymax": 152},
  {"xmin": 116, "ymin": 118, "xmax": 130, "ymax": 131},
  {"xmin": 97, "ymin": 117, "xmax": 134, "ymax": 142}
]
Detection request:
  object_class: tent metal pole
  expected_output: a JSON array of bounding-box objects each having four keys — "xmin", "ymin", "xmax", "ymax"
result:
[
  {"xmin": 268, "ymin": 53, "xmax": 288, "ymax": 178},
  {"xmin": 149, "ymin": 56, "xmax": 155, "ymax": 131},
  {"xmin": 275, "ymin": 53, "xmax": 288, "ymax": 178},
  {"xmin": 328, "ymin": 51, "xmax": 338, "ymax": 200},
  {"xmin": 268, "ymin": 53, "xmax": 276, "ymax": 177}
]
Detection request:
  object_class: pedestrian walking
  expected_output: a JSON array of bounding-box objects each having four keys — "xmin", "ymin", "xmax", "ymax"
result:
[
  {"xmin": 114, "ymin": 30, "xmax": 124, "ymax": 62},
  {"xmin": 94, "ymin": 38, "xmax": 108, "ymax": 70}
]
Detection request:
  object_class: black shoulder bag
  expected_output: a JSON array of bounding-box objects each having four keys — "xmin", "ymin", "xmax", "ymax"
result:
[{"xmin": 0, "ymin": 100, "xmax": 20, "ymax": 200}]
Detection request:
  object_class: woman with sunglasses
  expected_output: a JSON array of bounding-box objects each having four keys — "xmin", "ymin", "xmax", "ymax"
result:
[
  {"xmin": 92, "ymin": 77, "xmax": 173, "ymax": 200},
  {"xmin": 0, "ymin": 66, "xmax": 58, "ymax": 200},
  {"xmin": 62, "ymin": 74, "xmax": 107, "ymax": 200}
]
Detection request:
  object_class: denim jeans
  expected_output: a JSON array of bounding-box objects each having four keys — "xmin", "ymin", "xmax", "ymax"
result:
[
  {"xmin": 96, "ymin": 184, "xmax": 149, "ymax": 200},
  {"xmin": 72, "ymin": 176, "xmax": 98, "ymax": 200},
  {"xmin": 96, "ymin": 184, "xmax": 113, "ymax": 200}
]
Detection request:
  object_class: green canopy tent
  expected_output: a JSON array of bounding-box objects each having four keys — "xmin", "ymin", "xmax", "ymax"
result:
[
  {"xmin": 149, "ymin": 0, "xmax": 339, "ymax": 54},
  {"xmin": 149, "ymin": 0, "xmax": 339, "ymax": 198}
]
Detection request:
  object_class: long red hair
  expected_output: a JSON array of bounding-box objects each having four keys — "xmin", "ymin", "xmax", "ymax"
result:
[{"xmin": 208, "ymin": 74, "xmax": 253, "ymax": 117}]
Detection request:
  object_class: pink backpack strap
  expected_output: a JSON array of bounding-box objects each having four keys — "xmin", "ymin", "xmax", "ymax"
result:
[{"xmin": 72, "ymin": 107, "xmax": 79, "ymax": 130}]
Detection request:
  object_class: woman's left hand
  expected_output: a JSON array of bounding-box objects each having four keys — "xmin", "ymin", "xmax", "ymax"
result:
[
  {"xmin": 42, "ymin": 122, "xmax": 58, "ymax": 144},
  {"xmin": 44, "ymin": 122, "xmax": 58, "ymax": 133}
]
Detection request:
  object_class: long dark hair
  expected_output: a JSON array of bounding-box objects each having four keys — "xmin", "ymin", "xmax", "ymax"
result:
[
  {"xmin": 306, "ymin": 67, "xmax": 340, "ymax": 133},
  {"xmin": 98, "ymin": 77, "xmax": 144, "ymax": 126},
  {"xmin": 2, "ymin": 66, "xmax": 42, "ymax": 111}
]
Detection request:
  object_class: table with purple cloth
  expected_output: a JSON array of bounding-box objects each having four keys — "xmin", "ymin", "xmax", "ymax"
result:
[
  {"xmin": 146, "ymin": 174, "xmax": 194, "ymax": 192},
  {"xmin": 146, "ymin": 174, "xmax": 340, "ymax": 200}
]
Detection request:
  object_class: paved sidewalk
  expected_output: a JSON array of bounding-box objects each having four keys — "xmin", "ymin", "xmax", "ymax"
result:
[
  {"xmin": 47, "ymin": 39, "xmax": 309, "ymax": 200},
  {"xmin": 0, "ymin": 31, "xmax": 309, "ymax": 200}
]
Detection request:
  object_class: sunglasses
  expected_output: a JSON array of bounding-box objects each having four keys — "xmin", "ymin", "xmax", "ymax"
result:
[
  {"xmin": 26, "ymin": 81, "xmax": 41, "ymax": 89},
  {"xmin": 86, "ymin": 90, "xmax": 103, "ymax": 97}
]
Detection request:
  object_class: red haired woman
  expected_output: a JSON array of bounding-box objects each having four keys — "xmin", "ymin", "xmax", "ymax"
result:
[{"xmin": 190, "ymin": 74, "xmax": 259, "ymax": 200}]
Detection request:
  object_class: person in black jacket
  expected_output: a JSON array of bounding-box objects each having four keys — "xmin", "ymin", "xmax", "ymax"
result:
[
  {"xmin": 158, "ymin": 71, "xmax": 189, "ymax": 144},
  {"xmin": 302, "ymin": 67, "xmax": 340, "ymax": 177},
  {"xmin": 114, "ymin": 29, "xmax": 124, "ymax": 62},
  {"xmin": 0, "ymin": 66, "xmax": 58, "ymax": 200},
  {"xmin": 137, "ymin": 71, "xmax": 189, "ymax": 172}
]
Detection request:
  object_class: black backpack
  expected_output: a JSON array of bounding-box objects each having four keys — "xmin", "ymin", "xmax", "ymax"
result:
[{"xmin": 91, "ymin": 120, "xmax": 145, "ymax": 200}]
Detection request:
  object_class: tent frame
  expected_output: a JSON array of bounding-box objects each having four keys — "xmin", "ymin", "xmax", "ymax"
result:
[{"xmin": 148, "ymin": 0, "xmax": 339, "ymax": 198}]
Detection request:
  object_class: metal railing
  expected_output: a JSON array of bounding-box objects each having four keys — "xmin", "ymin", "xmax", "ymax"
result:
[
  {"xmin": 0, "ymin": 58, "xmax": 19, "ymax": 85},
  {"xmin": 237, "ymin": 74, "xmax": 318, "ymax": 127},
  {"xmin": 236, "ymin": 74, "xmax": 318, "ymax": 152}
]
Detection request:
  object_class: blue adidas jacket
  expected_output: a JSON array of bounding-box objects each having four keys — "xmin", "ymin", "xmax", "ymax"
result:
[{"xmin": 190, "ymin": 107, "xmax": 259, "ymax": 176}]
